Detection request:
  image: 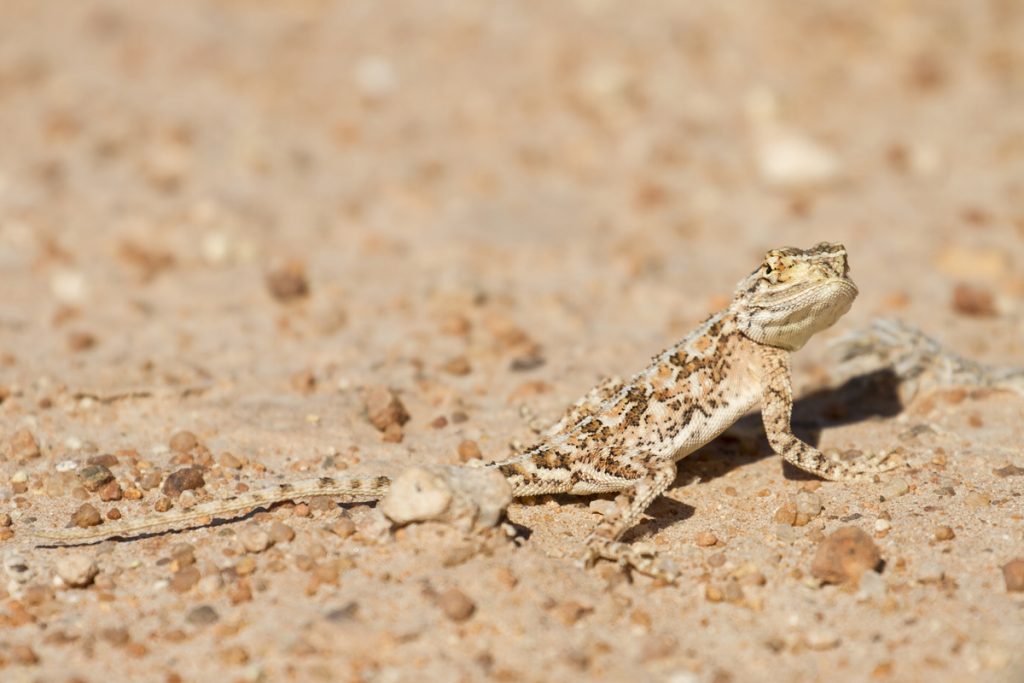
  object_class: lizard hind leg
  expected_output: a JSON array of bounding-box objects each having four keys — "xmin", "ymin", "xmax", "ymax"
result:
[{"xmin": 580, "ymin": 457, "xmax": 680, "ymax": 581}]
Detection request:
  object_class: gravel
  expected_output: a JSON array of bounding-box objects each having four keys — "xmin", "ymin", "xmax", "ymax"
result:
[{"xmin": 55, "ymin": 554, "xmax": 99, "ymax": 588}]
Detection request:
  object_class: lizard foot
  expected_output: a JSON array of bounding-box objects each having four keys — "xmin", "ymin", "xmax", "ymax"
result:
[{"xmin": 579, "ymin": 539, "xmax": 680, "ymax": 583}]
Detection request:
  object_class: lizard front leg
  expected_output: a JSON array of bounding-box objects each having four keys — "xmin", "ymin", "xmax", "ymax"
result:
[
  {"xmin": 758, "ymin": 345, "xmax": 894, "ymax": 480},
  {"xmin": 580, "ymin": 457, "xmax": 680, "ymax": 580}
]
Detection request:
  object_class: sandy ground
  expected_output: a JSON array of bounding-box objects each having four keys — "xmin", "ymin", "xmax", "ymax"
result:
[{"xmin": 2, "ymin": 1, "xmax": 1024, "ymax": 681}]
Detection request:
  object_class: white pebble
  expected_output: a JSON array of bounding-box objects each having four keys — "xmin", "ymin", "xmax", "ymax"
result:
[
  {"xmin": 239, "ymin": 525, "xmax": 272, "ymax": 554},
  {"xmin": 55, "ymin": 460, "xmax": 78, "ymax": 473},
  {"xmin": 55, "ymin": 554, "xmax": 98, "ymax": 588},
  {"xmin": 380, "ymin": 467, "xmax": 453, "ymax": 525},
  {"xmin": 874, "ymin": 518, "xmax": 891, "ymax": 533}
]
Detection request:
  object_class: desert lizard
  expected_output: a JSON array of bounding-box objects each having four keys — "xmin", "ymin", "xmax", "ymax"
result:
[{"xmin": 35, "ymin": 242, "xmax": 896, "ymax": 577}]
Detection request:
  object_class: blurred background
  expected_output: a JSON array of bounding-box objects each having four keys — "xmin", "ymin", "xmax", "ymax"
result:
[{"xmin": 1, "ymin": 0, "xmax": 1023, "ymax": 391}]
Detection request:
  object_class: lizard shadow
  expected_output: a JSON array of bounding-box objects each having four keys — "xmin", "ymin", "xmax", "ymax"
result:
[
  {"xmin": 622, "ymin": 368, "xmax": 904, "ymax": 539},
  {"xmin": 686, "ymin": 367, "xmax": 905, "ymax": 484}
]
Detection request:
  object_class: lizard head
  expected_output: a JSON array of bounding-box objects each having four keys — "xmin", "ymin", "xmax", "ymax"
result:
[{"xmin": 732, "ymin": 242, "xmax": 857, "ymax": 351}]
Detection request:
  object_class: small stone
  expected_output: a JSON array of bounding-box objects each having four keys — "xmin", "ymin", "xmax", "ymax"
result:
[
  {"xmin": 806, "ymin": 630, "xmax": 841, "ymax": 650},
  {"xmin": 773, "ymin": 502, "xmax": 797, "ymax": 525},
  {"xmin": 952, "ymin": 283, "xmax": 997, "ymax": 317},
  {"xmin": 435, "ymin": 587, "xmax": 475, "ymax": 622},
  {"xmin": 239, "ymin": 525, "xmax": 272, "ymax": 553},
  {"xmin": 0, "ymin": 513, "xmax": 11, "ymax": 527},
  {"xmin": 7, "ymin": 429, "xmax": 41, "ymax": 460},
  {"xmin": 218, "ymin": 452, "xmax": 243, "ymax": 469},
  {"xmin": 170, "ymin": 566, "xmax": 201, "ymax": 593},
  {"xmin": 1002, "ymin": 558, "xmax": 1024, "ymax": 592},
  {"xmin": 168, "ymin": 431, "xmax": 198, "ymax": 453},
  {"xmin": 881, "ymin": 477, "xmax": 910, "ymax": 499},
  {"xmin": 795, "ymin": 491, "xmax": 822, "ymax": 519},
  {"xmin": 101, "ymin": 627, "xmax": 131, "ymax": 646},
  {"xmin": 71, "ymin": 503, "xmax": 102, "ymax": 528},
  {"xmin": 87, "ymin": 453, "xmax": 119, "ymax": 468},
  {"xmin": 457, "ymin": 440, "xmax": 482, "ymax": 463},
  {"xmin": 441, "ymin": 356, "xmax": 472, "ymax": 376},
  {"xmin": 56, "ymin": 554, "xmax": 99, "ymax": 588},
  {"xmin": 965, "ymin": 491, "xmax": 990, "ymax": 509},
  {"xmin": 329, "ymin": 517, "xmax": 356, "ymax": 538},
  {"xmin": 266, "ymin": 261, "xmax": 310, "ymax": 302},
  {"xmin": 98, "ymin": 481, "xmax": 123, "ymax": 501},
  {"xmin": 67, "ymin": 330, "xmax": 98, "ymax": 351},
  {"xmin": 874, "ymin": 518, "xmax": 891, "ymax": 533},
  {"xmin": 380, "ymin": 467, "xmax": 453, "ymax": 525},
  {"xmin": 235, "ymin": 556, "xmax": 257, "ymax": 576},
  {"xmin": 139, "ymin": 470, "xmax": 163, "ymax": 490},
  {"xmin": 170, "ymin": 544, "xmax": 196, "ymax": 567},
  {"xmin": 185, "ymin": 604, "xmax": 219, "ymax": 626},
  {"xmin": 810, "ymin": 526, "xmax": 881, "ymax": 585},
  {"xmin": 695, "ymin": 531, "xmax": 718, "ymax": 547},
  {"xmin": 431, "ymin": 415, "xmax": 448, "ymax": 429},
  {"xmin": 934, "ymin": 525, "xmax": 955, "ymax": 541},
  {"xmin": 754, "ymin": 124, "xmax": 842, "ymax": 189},
  {"xmin": 163, "ymin": 467, "xmax": 205, "ymax": 497},
  {"xmin": 269, "ymin": 521, "xmax": 295, "ymax": 544},
  {"xmin": 381, "ymin": 424, "xmax": 404, "ymax": 443},
  {"xmin": 365, "ymin": 386, "xmax": 410, "ymax": 432},
  {"xmin": 154, "ymin": 497, "xmax": 173, "ymax": 512},
  {"xmin": 107, "ymin": 507, "xmax": 122, "ymax": 520}
]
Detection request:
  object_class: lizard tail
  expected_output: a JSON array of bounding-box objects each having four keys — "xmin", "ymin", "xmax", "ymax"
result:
[{"xmin": 33, "ymin": 474, "xmax": 390, "ymax": 545}]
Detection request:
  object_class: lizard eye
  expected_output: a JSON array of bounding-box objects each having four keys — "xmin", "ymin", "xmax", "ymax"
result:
[{"xmin": 763, "ymin": 265, "xmax": 773, "ymax": 275}]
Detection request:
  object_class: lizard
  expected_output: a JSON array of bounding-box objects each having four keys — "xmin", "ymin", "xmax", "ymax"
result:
[{"xmin": 34, "ymin": 242, "xmax": 896, "ymax": 578}]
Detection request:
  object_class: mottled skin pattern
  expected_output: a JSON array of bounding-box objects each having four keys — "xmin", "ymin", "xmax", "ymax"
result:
[{"xmin": 37, "ymin": 243, "xmax": 894, "ymax": 578}]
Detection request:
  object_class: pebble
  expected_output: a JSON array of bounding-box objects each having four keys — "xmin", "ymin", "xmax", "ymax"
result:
[
  {"xmin": 795, "ymin": 491, "xmax": 823, "ymax": 520},
  {"xmin": 1002, "ymin": 558, "xmax": 1024, "ymax": 592},
  {"xmin": 0, "ymin": 513, "xmax": 10, "ymax": 527},
  {"xmin": 7, "ymin": 429, "xmax": 41, "ymax": 460},
  {"xmin": 266, "ymin": 261, "xmax": 310, "ymax": 301},
  {"xmin": 805, "ymin": 630, "xmax": 841, "ymax": 650},
  {"xmin": 239, "ymin": 525, "xmax": 272, "ymax": 553},
  {"xmin": 75, "ymin": 464, "xmax": 114, "ymax": 491},
  {"xmin": 695, "ymin": 532, "xmax": 718, "ymax": 547},
  {"xmin": 934, "ymin": 525, "xmax": 955, "ymax": 541},
  {"xmin": 754, "ymin": 125, "xmax": 841, "ymax": 189},
  {"xmin": 381, "ymin": 468, "xmax": 452, "ymax": 524},
  {"xmin": 435, "ymin": 587, "xmax": 475, "ymax": 622},
  {"xmin": 170, "ymin": 566, "xmax": 201, "ymax": 593},
  {"xmin": 328, "ymin": 517, "xmax": 356, "ymax": 538},
  {"xmin": 457, "ymin": 439, "xmax": 482, "ymax": 463},
  {"xmin": 365, "ymin": 386, "xmax": 410, "ymax": 432},
  {"xmin": 952, "ymin": 283, "xmax": 997, "ymax": 317},
  {"xmin": 185, "ymin": 604, "xmax": 219, "ymax": 626},
  {"xmin": 810, "ymin": 526, "xmax": 881, "ymax": 585},
  {"xmin": 72, "ymin": 503, "xmax": 102, "ymax": 528},
  {"xmin": 269, "ymin": 521, "xmax": 295, "ymax": 544},
  {"xmin": 98, "ymin": 481, "xmax": 123, "ymax": 501},
  {"xmin": 169, "ymin": 431, "xmax": 198, "ymax": 453},
  {"xmin": 163, "ymin": 467, "xmax": 205, "ymax": 497},
  {"xmin": 964, "ymin": 491, "xmax": 990, "ymax": 509},
  {"xmin": 218, "ymin": 452, "xmax": 243, "ymax": 469},
  {"xmin": 881, "ymin": 477, "xmax": 910, "ymax": 499},
  {"xmin": 55, "ymin": 554, "xmax": 99, "ymax": 588},
  {"xmin": 874, "ymin": 518, "xmax": 891, "ymax": 533},
  {"xmin": 140, "ymin": 470, "xmax": 163, "ymax": 490}
]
